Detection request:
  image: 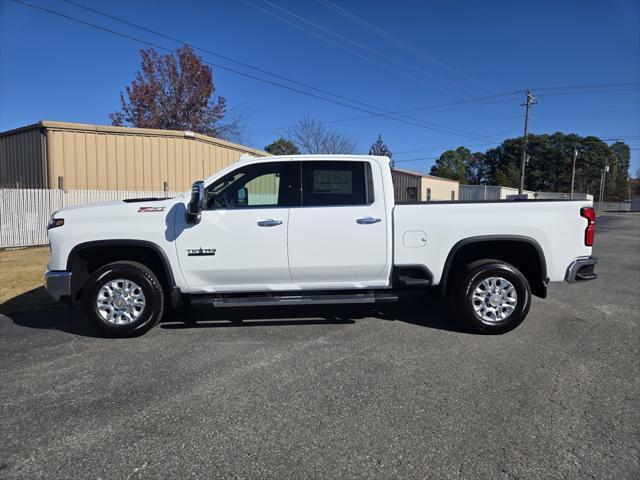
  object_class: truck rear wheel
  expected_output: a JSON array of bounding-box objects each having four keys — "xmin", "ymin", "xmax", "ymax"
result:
[
  {"xmin": 82, "ymin": 261, "xmax": 165, "ymax": 337},
  {"xmin": 452, "ymin": 259, "xmax": 531, "ymax": 334}
]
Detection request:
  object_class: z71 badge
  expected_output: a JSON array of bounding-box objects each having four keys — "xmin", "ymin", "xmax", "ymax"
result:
[
  {"xmin": 187, "ymin": 248, "xmax": 217, "ymax": 256},
  {"xmin": 138, "ymin": 206, "xmax": 166, "ymax": 213}
]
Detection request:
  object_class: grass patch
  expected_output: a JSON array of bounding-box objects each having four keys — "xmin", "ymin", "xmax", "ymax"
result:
[{"xmin": 0, "ymin": 246, "xmax": 50, "ymax": 306}]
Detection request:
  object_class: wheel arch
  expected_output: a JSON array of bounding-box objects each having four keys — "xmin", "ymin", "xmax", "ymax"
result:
[
  {"xmin": 439, "ymin": 235, "xmax": 548, "ymax": 298},
  {"xmin": 66, "ymin": 240, "xmax": 178, "ymax": 302}
]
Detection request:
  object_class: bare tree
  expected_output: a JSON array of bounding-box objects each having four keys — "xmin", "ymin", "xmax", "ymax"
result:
[{"xmin": 286, "ymin": 115, "xmax": 357, "ymax": 154}]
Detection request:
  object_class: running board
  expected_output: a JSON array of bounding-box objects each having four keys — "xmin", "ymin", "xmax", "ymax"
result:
[{"xmin": 190, "ymin": 291, "xmax": 398, "ymax": 308}]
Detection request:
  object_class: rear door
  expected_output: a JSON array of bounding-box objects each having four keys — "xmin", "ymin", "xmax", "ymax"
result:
[{"xmin": 287, "ymin": 160, "xmax": 388, "ymax": 286}]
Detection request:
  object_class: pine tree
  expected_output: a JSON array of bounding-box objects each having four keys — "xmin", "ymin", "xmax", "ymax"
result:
[
  {"xmin": 369, "ymin": 134, "xmax": 393, "ymax": 167},
  {"xmin": 430, "ymin": 147, "xmax": 470, "ymax": 183},
  {"xmin": 265, "ymin": 138, "xmax": 300, "ymax": 155}
]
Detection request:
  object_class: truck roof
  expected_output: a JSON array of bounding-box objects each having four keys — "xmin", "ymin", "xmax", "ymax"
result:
[
  {"xmin": 198, "ymin": 154, "xmax": 392, "ymax": 191},
  {"xmin": 237, "ymin": 154, "xmax": 392, "ymax": 164}
]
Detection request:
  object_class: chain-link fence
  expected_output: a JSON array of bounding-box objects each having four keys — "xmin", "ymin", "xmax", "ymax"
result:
[{"xmin": 595, "ymin": 202, "xmax": 631, "ymax": 213}]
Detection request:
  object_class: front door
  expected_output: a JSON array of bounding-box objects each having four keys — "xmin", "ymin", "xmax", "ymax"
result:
[
  {"xmin": 174, "ymin": 161, "xmax": 296, "ymax": 291},
  {"xmin": 287, "ymin": 160, "xmax": 389, "ymax": 287}
]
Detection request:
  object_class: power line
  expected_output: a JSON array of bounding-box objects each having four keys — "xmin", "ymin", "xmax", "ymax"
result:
[
  {"xmin": 317, "ymin": 0, "xmax": 500, "ymax": 94},
  {"xmin": 13, "ymin": 0, "xmax": 495, "ymax": 142},
  {"xmin": 246, "ymin": 0, "xmax": 479, "ymax": 94},
  {"xmin": 537, "ymin": 87, "xmax": 639, "ymax": 97},
  {"xmin": 248, "ymin": 84, "xmax": 640, "ymax": 136},
  {"xmin": 61, "ymin": 0, "xmax": 498, "ymax": 142},
  {"xmin": 534, "ymin": 81, "xmax": 640, "ymax": 91},
  {"xmin": 393, "ymin": 135, "xmax": 640, "ymax": 164},
  {"xmin": 395, "ymin": 138, "xmax": 638, "ymax": 157},
  {"xmin": 247, "ymin": 86, "xmax": 639, "ymax": 137},
  {"xmin": 62, "ymin": 0, "xmax": 443, "ymax": 116},
  {"xmin": 12, "ymin": 0, "xmax": 639, "ymax": 149},
  {"xmin": 62, "ymin": 0, "xmax": 452, "ymax": 126},
  {"xmin": 394, "ymin": 140, "xmax": 502, "ymax": 157},
  {"xmin": 393, "ymin": 141, "xmax": 640, "ymax": 163},
  {"xmin": 394, "ymin": 156, "xmax": 439, "ymax": 163},
  {"xmin": 241, "ymin": 0, "xmax": 447, "ymax": 91},
  {"xmin": 245, "ymin": 91, "xmax": 523, "ymax": 136}
]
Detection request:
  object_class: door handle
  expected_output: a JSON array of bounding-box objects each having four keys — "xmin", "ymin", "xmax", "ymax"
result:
[
  {"xmin": 356, "ymin": 217, "xmax": 382, "ymax": 224},
  {"xmin": 257, "ymin": 219, "xmax": 283, "ymax": 227}
]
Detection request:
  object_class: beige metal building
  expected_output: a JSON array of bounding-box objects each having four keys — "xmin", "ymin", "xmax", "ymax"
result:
[
  {"xmin": 421, "ymin": 173, "xmax": 459, "ymax": 201},
  {"xmin": 0, "ymin": 121, "xmax": 268, "ymax": 191},
  {"xmin": 391, "ymin": 167, "xmax": 459, "ymax": 202},
  {"xmin": 391, "ymin": 168, "xmax": 422, "ymax": 202}
]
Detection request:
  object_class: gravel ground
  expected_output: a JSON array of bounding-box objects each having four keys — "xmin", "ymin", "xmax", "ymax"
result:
[{"xmin": 1, "ymin": 213, "xmax": 638, "ymax": 479}]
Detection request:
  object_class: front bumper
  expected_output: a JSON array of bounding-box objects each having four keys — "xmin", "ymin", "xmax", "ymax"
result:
[
  {"xmin": 565, "ymin": 257, "xmax": 598, "ymax": 283},
  {"xmin": 44, "ymin": 271, "xmax": 72, "ymax": 302}
]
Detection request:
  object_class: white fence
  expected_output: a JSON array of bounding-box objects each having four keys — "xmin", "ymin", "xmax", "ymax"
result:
[
  {"xmin": 459, "ymin": 185, "xmax": 536, "ymax": 201},
  {"xmin": 459, "ymin": 185, "xmax": 594, "ymax": 202},
  {"xmin": 0, "ymin": 188, "xmax": 181, "ymax": 248}
]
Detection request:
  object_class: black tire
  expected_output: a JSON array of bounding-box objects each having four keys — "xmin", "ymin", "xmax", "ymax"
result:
[
  {"xmin": 82, "ymin": 261, "xmax": 165, "ymax": 337},
  {"xmin": 451, "ymin": 259, "xmax": 531, "ymax": 334}
]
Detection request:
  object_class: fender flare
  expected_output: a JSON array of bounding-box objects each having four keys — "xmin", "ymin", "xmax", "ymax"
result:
[
  {"xmin": 66, "ymin": 239, "xmax": 177, "ymax": 288},
  {"xmin": 438, "ymin": 235, "xmax": 548, "ymax": 296}
]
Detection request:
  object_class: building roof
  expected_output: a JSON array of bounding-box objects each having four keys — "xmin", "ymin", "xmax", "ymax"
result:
[
  {"xmin": 391, "ymin": 167, "xmax": 460, "ymax": 184},
  {"xmin": 0, "ymin": 120, "xmax": 267, "ymax": 156}
]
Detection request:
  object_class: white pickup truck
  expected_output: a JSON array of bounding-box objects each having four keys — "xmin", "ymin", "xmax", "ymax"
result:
[{"xmin": 45, "ymin": 155, "xmax": 597, "ymax": 337}]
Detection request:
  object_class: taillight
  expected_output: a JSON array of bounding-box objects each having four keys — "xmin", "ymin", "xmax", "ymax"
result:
[{"xmin": 580, "ymin": 207, "xmax": 595, "ymax": 246}]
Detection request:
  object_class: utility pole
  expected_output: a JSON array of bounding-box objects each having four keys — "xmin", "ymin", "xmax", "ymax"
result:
[
  {"xmin": 598, "ymin": 171, "xmax": 603, "ymax": 207},
  {"xmin": 598, "ymin": 163, "xmax": 610, "ymax": 210},
  {"xmin": 519, "ymin": 90, "xmax": 536, "ymax": 194},
  {"xmin": 570, "ymin": 144, "xmax": 578, "ymax": 200}
]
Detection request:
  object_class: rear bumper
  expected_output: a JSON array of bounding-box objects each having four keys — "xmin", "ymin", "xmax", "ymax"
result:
[
  {"xmin": 565, "ymin": 257, "xmax": 597, "ymax": 283},
  {"xmin": 45, "ymin": 270, "xmax": 72, "ymax": 302}
]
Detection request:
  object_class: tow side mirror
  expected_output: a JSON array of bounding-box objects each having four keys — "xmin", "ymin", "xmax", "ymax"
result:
[{"xmin": 186, "ymin": 180, "xmax": 205, "ymax": 224}]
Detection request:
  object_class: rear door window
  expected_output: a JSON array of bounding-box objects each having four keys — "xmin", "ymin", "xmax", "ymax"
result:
[{"xmin": 301, "ymin": 161, "xmax": 373, "ymax": 207}]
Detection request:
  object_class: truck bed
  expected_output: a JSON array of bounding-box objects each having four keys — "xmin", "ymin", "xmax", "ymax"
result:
[{"xmin": 393, "ymin": 200, "xmax": 593, "ymax": 285}]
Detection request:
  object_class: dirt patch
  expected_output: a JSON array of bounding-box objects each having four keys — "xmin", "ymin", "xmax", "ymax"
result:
[{"xmin": 0, "ymin": 247, "xmax": 50, "ymax": 307}]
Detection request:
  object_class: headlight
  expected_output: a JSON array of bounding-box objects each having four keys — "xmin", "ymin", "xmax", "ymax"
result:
[{"xmin": 48, "ymin": 217, "xmax": 64, "ymax": 229}]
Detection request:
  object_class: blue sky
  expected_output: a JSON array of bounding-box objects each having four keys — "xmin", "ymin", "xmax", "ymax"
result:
[{"xmin": 1, "ymin": 0, "xmax": 639, "ymax": 175}]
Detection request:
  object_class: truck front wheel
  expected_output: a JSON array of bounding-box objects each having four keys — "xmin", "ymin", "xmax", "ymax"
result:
[
  {"xmin": 452, "ymin": 259, "xmax": 531, "ymax": 334},
  {"xmin": 81, "ymin": 261, "xmax": 165, "ymax": 337}
]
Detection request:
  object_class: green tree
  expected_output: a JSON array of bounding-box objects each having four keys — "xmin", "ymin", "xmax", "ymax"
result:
[
  {"xmin": 473, "ymin": 132, "xmax": 627, "ymax": 199},
  {"xmin": 264, "ymin": 138, "xmax": 300, "ymax": 155},
  {"xmin": 430, "ymin": 147, "xmax": 471, "ymax": 183},
  {"xmin": 432, "ymin": 133, "xmax": 632, "ymax": 198},
  {"xmin": 466, "ymin": 151, "xmax": 489, "ymax": 184},
  {"xmin": 368, "ymin": 134, "xmax": 393, "ymax": 166},
  {"xmin": 609, "ymin": 142, "xmax": 631, "ymax": 200},
  {"xmin": 495, "ymin": 164, "xmax": 521, "ymax": 188},
  {"xmin": 630, "ymin": 169, "xmax": 640, "ymax": 197}
]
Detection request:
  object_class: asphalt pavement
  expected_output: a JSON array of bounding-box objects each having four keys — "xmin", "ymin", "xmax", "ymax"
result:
[{"xmin": 1, "ymin": 213, "xmax": 638, "ymax": 479}]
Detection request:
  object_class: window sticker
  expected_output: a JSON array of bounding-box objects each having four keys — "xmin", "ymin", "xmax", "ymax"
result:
[{"xmin": 313, "ymin": 170, "xmax": 352, "ymax": 194}]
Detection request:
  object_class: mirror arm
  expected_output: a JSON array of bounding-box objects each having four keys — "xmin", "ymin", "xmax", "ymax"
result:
[
  {"xmin": 185, "ymin": 211, "xmax": 201, "ymax": 224},
  {"xmin": 186, "ymin": 180, "xmax": 205, "ymax": 225}
]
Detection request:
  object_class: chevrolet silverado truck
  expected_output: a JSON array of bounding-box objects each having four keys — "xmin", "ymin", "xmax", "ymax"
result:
[{"xmin": 45, "ymin": 155, "xmax": 597, "ymax": 337}]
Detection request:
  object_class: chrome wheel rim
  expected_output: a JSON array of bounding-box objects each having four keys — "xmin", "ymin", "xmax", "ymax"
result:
[
  {"xmin": 96, "ymin": 278, "xmax": 146, "ymax": 325},
  {"xmin": 471, "ymin": 276, "xmax": 518, "ymax": 323}
]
